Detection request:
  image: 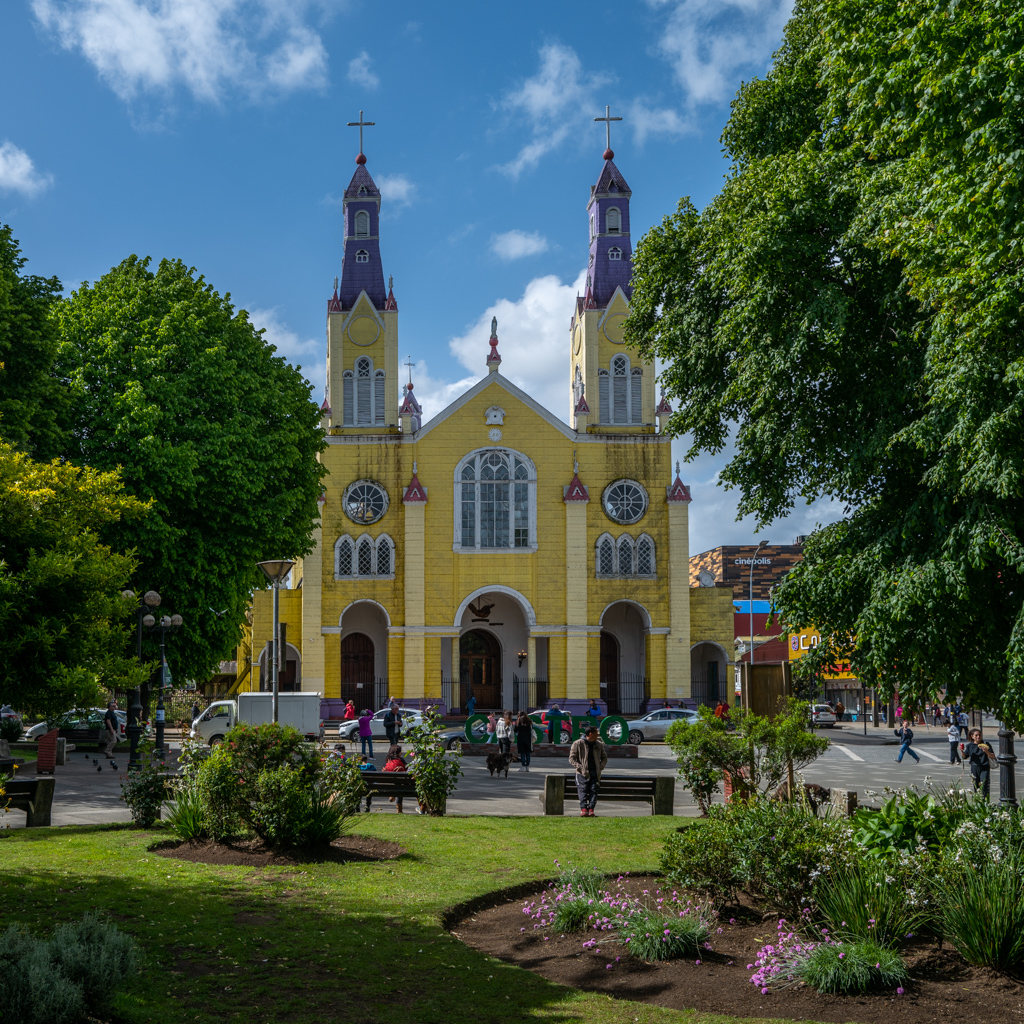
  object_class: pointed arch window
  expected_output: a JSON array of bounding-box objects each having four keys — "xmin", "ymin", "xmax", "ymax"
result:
[
  {"xmin": 573, "ymin": 365, "xmax": 584, "ymax": 410},
  {"xmin": 630, "ymin": 368, "xmax": 643, "ymax": 424},
  {"xmin": 636, "ymin": 535, "xmax": 655, "ymax": 576},
  {"xmin": 342, "ymin": 371, "xmax": 354, "ymax": 425},
  {"xmin": 598, "ymin": 536, "xmax": 615, "ymax": 575},
  {"xmin": 617, "ymin": 536, "xmax": 634, "ymax": 574},
  {"xmin": 335, "ymin": 533, "xmax": 396, "ymax": 579},
  {"xmin": 374, "ymin": 370, "xmax": 386, "ymax": 425},
  {"xmin": 595, "ymin": 532, "xmax": 656, "ymax": 578},
  {"xmin": 356, "ymin": 357, "xmax": 372, "ymax": 424},
  {"xmin": 606, "ymin": 207, "xmax": 621, "ymax": 233},
  {"xmin": 344, "ymin": 357, "xmax": 386, "ymax": 426},
  {"xmin": 598, "ymin": 369, "xmax": 610, "ymax": 423},
  {"xmin": 601, "ymin": 355, "xmax": 643, "ymax": 424},
  {"xmin": 454, "ymin": 449, "xmax": 537, "ymax": 551},
  {"xmin": 355, "ymin": 249, "xmax": 370, "ymax": 264},
  {"xmin": 612, "ymin": 355, "xmax": 629, "ymax": 423},
  {"xmin": 354, "ymin": 210, "xmax": 369, "ymax": 237},
  {"xmin": 608, "ymin": 246, "xmax": 623, "ymax": 261}
]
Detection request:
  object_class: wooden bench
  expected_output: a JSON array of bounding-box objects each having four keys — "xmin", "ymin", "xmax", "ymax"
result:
[
  {"xmin": 3, "ymin": 777, "xmax": 56, "ymax": 827},
  {"xmin": 542, "ymin": 773, "xmax": 674, "ymax": 816},
  {"xmin": 362, "ymin": 772, "xmax": 418, "ymax": 812}
]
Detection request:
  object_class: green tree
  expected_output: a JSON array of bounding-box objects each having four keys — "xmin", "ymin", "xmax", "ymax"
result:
[
  {"xmin": 0, "ymin": 442, "xmax": 149, "ymax": 720},
  {"xmin": 52, "ymin": 256, "xmax": 325, "ymax": 687},
  {"xmin": 626, "ymin": 0, "xmax": 1024, "ymax": 727},
  {"xmin": 0, "ymin": 225, "xmax": 65, "ymax": 459}
]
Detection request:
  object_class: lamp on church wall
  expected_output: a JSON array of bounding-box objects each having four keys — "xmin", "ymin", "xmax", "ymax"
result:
[{"xmin": 257, "ymin": 560, "xmax": 295, "ymax": 724}]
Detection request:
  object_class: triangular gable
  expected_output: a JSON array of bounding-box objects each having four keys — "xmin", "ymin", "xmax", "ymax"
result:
[
  {"xmin": 414, "ymin": 373, "xmax": 577, "ymax": 442},
  {"xmin": 563, "ymin": 473, "xmax": 590, "ymax": 502},
  {"xmin": 403, "ymin": 473, "xmax": 427, "ymax": 502},
  {"xmin": 666, "ymin": 476, "xmax": 692, "ymax": 503},
  {"xmin": 597, "ymin": 287, "xmax": 631, "ymax": 330},
  {"xmin": 343, "ymin": 291, "xmax": 385, "ymax": 331}
]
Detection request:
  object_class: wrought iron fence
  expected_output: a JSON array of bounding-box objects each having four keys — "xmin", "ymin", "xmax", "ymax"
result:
[
  {"xmin": 690, "ymin": 672, "xmax": 723, "ymax": 709},
  {"xmin": 340, "ymin": 677, "xmax": 388, "ymax": 711},
  {"xmin": 600, "ymin": 675, "xmax": 649, "ymax": 716},
  {"xmin": 441, "ymin": 677, "xmax": 471, "ymax": 715},
  {"xmin": 511, "ymin": 677, "xmax": 549, "ymax": 714}
]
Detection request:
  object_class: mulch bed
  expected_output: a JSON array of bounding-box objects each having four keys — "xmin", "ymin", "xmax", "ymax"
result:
[
  {"xmin": 450, "ymin": 874, "xmax": 1024, "ymax": 1023},
  {"xmin": 151, "ymin": 834, "xmax": 406, "ymax": 866}
]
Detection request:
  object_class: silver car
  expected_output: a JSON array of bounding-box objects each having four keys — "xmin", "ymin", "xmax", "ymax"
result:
[
  {"xmin": 337, "ymin": 707, "xmax": 424, "ymax": 743},
  {"xmin": 624, "ymin": 708, "xmax": 698, "ymax": 745}
]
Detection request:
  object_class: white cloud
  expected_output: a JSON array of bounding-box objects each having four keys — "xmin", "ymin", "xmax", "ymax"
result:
[
  {"xmin": 346, "ymin": 49, "xmax": 378, "ymax": 90},
  {"xmin": 445, "ymin": 269, "xmax": 587, "ymax": 419},
  {"xmin": 628, "ymin": 100, "xmax": 691, "ymax": 145},
  {"xmin": 646, "ymin": 0, "xmax": 793, "ymax": 108},
  {"xmin": 489, "ymin": 230, "xmax": 549, "ymax": 261},
  {"xmin": 32, "ymin": 0, "xmax": 339, "ymax": 104},
  {"xmin": 374, "ymin": 173, "xmax": 416, "ymax": 208},
  {"xmin": 0, "ymin": 142, "xmax": 54, "ymax": 197},
  {"xmin": 247, "ymin": 306, "xmax": 322, "ymax": 392},
  {"xmin": 497, "ymin": 43, "xmax": 609, "ymax": 177}
]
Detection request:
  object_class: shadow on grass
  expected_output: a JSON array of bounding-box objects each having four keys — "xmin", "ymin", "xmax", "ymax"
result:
[{"xmin": 0, "ymin": 829, "xmax": 596, "ymax": 1024}]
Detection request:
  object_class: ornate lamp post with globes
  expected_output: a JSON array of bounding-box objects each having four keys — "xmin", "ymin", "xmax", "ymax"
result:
[
  {"xmin": 144, "ymin": 609, "xmax": 184, "ymax": 758},
  {"xmin": 257, "ymin": 560, "xmax": 295, "ymax": 725}
]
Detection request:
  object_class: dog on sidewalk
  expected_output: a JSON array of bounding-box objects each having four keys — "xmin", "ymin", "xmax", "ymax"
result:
[{"xmin": 486, "ymin": 750, "xmax": 513, "ymax": 778}]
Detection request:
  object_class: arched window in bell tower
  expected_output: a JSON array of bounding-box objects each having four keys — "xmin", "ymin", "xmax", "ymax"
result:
[
  {"xmin": 606, "ymin": 207, "xmax": 621, "ymax": 233},
  {"xmin": 354, "ymin": 210, "xmax": 369, "ymax": 237}
]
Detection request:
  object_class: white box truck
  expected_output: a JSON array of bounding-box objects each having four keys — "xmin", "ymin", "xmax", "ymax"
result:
[{"xmin": 190, "ymin": 692, "xmax": 324, "ymax": 746}]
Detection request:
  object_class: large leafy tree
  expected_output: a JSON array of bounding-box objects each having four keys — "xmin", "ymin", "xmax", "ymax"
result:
[
  {"xmin": 0, "ymin": 226, "xmax": 65, "ymax": 459},
  {"xmin": 52, "ymin": 256, "xmax": 325, "ymax": 686},
  {"xmin": 626, "ymin": 0, "xmax": 1024, "ymax": 726},
  {"xmin": 0, "ymin": 443, "xmax": 149, "ymax": 720}
]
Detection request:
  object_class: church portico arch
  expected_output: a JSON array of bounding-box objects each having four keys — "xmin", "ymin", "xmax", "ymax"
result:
[
  {"xmin": 599, "ymin": 601, "xmax": 649, "ymax": 714},
  {"xmin": 339, "ymin": 600, "xmax": 388, "ymax": 702},
  {"xmin": 457, "ymin": 589, "xmax": 532, "ymax": 709}
]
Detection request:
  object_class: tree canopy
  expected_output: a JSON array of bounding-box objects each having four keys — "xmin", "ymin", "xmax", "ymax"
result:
[
  {"xmin": 625, "ymin": 0, "xmax": 1024, "ymax": 726},
  {"xmin": 0, "ymin": 443, "xmax": 149, "ymax": 720},
  {"xmin": 0, "ymin": 226, "xmax": 65, "ymax": 460},
  {"xmin": 52, "ymin": 256, "xmax": 325, "ymax": 684}
]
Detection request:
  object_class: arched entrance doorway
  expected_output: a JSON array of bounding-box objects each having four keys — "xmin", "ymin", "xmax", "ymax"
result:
[
  {"xmin": 460, "ymin": 629, "xmax": 501, "ymax": 709},
  {"xmin": 340, "ymin": 632, "xmax": 375, "ymax": 706},
  {"xmin": 600, "ymin": 630, "xmax": 620, "ymax": 711}
]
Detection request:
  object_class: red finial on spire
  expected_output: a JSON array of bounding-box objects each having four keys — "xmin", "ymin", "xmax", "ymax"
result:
[
  {"xmin": 355, "ymin": 152, "xmax": 366, "ymax": 165},
  {"xmin": 603, "ymin": 148, "xmax": 614, "ymax": 161}
]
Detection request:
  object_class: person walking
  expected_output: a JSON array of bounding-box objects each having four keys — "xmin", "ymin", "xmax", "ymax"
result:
[
  {"xmin": 496, "ymin": 711, "xmax": 513, "ymax": 757},
  {"xmin": 514, "ymin": 711, "xmax": 535, "ymax": 772},
  {"xmin": 358, "ymin": 708, "xmax": 374, "ymax": 759},
  {"xmin": 190, "ymin": 701, "xmax": 201, "ymax": 723},
  {"xmin": 343, "ymin": 700, "xmax": 356, "ymax": 720},
  {"xmin": 957, "ymin": 709, "xmax": 970, "ymax": 740},
  {"xmin": 569, "ymin": 725, "xmax": 608, "ymax": 817},
  {"xmin": 964, "ymin": 728, "xmax": 994, "ymax": 798},
  {"xmin": 587, "ymin": 699, "xmax": 602, "ymax": 718},
  {"xmin": 102, "ymin": 700, "xmax": 120, "ymax": 768},
  {"xmin": 384, "ymin": 703, "xmax": 402, "ymax": 748},
  {"xmin": 946, "ymin": 719, "xmax": 963, "ymax": 764},
  {"xmin": 485, "ymin": 710, "xmax": 498, "ymax": 744},
  {"xmin": 895, "ymin": 720, "xmax": 920, "ymax": 763},
  {"xmin": 834, "ymin": 700, "xmax": 846, "ymax": 723},
  {"xmin": 465, "ymin": 693, "xmax": 476, "ymax": 717}
]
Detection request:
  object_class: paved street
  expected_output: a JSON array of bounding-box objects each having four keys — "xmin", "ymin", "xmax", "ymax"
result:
[{"xmin": 4, "ymin": 717, "xmax": 1012, "ymax": 829}]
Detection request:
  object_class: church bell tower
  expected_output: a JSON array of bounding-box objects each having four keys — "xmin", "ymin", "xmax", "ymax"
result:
[
  {"xmin": 324, "ymin": 115, "xmax": 399, "ymax": 432},
  {"xmin": 570, "ymin": 111, "xmax": 655, "ymax": 433}
]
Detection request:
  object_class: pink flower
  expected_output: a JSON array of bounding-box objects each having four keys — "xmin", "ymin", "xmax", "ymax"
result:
[{"xmin": 897, "ymin": 987, "xmax": 905, "ymax": 995}]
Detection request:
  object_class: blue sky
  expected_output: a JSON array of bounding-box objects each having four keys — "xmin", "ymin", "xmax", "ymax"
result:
[{"xmin": 0, "ymin": 0, "xmax": 840, "ymax": 553}]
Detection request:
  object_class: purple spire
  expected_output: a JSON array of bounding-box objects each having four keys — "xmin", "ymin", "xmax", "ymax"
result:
[
  {"xmin": 586, "ymin": 155, "xmax": 633, "ymax": 308},
  {"xmin": 338, "ymin": 161, "xmax": 387, "ymax": 310}
]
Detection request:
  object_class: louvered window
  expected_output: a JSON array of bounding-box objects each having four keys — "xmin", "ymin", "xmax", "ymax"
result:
[
  {"xmin": 630, "ymin": 369, "xmax": 643, "ymax": 423},
  {"xmin": 356, "ymin": 358, "xmax": 372, "ymax": 424},
  {"xmin": 598, "ymin": 370, "xmax": 609, "ymax": 423},
  {"xmin": 612, "ymin": 356, "xmax": 628, "ymax": 423},
  {"xmin": 374, "ymin": 371, "xmax": 385, "ymax": 424},
  {"xmin": 606, "ymin": 207, "xmax": 621, "ymax": 233},
  {"xmin": 354, "ymin": 211, "xmax": 369, "ymax": 237},
  {"xmin": 342, "ymin": 372, "xmax": 354, "ymax": 425}
]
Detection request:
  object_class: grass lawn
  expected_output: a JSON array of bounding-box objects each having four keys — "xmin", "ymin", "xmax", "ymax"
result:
[{"xmin": 0, "ymin": 816, "xmax": 810, "ymax": 1024}]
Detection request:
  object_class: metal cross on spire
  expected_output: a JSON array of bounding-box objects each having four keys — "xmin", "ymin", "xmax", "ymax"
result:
[
  {"xmin": 404, "ymin": 356, "xmax": 415, "ymax": 386},
  {"xmin": 346, "ymin": 110, "xmax": 375, "ymax": 159},
  {"xmin": 594, "ymin": 105, "xmax": 622, "ymax": 158}
]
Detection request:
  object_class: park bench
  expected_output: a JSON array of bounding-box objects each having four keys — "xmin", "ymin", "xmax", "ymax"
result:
[
  {"xmin": 542, "ymin": 773, "xmax": 674, "ymax": 816},
  {"xmin": 3, "ymin": 777, "xmax": 55, "ymax": 827},
  {"xmin": 362, "ymin": 772, "xmax": 418, "ymax": 812}
]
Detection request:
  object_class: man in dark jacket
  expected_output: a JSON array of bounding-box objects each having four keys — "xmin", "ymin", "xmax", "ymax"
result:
[
  {"xmin": 383, "ymin": 703, "xmax": 402, "ymax": 748},
  {"xmin": 964, "ymin": 728, "xmax": 994, "ymax": 798},
  {"xmin": 568, "ymin": 726, "xmax": 608, "ymax": 817}
]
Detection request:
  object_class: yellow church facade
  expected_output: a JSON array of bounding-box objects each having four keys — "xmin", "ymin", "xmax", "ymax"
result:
[{"xmin": 238, "ymin": 145, "xmax": 733, "ymax": 715}]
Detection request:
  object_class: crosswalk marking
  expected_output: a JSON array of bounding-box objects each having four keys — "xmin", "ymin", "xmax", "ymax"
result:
[
  {"xmin": 915, "ymin": 748, "xmax": 944, "ymax": 763},
  {"xmin": 832, "ymin": 744, "xmax": 865, "ymax": 762}
]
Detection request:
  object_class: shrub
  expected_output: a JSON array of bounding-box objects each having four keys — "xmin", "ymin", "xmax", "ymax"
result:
[
  {"xmin": 118, "ymin": 742, "xmax": 168, "ymax": 827},
  {"xmin": 797, "ymin": 939, "xmax": 908, "ymax": 994},
  {"xmin": 852, "ymin": 791, "xmax": 954, "ymax": 858},
  {"xmin": 404, "ymin": 708, "xmax": 462, "ymax": 815},
  {"xmin": 195, "ymin": 744, "xmax": 245, "ymax": 840},
  {"xmin": 618, "ymin": 901, "xmax": 715, "ymax": 961},
  {"xmin": 940, "ymin": 852, "xmax": 1024, "ymax": 971},
  {"xmin": 164, "ymin": 780, "xmax": 207, "ymax": 842},
  {"xmin": 551, "ymin": 892, "xmax": 596, "ymax": 933},
  {"xmin": 0, "ymin": 913, "xmax": 139, "ymax": 1024},
  {"xmin": 813, "ymin": 862, "xmax": 933, "ymax": 945},
  {"xmin": 0, "ymin": 716, "xmax": 24, "ymax": 742},
  {"xmin": 663, "ymin": 798, "xmax": 853, "ymax": 913},
  {"xmin": 555, "ymin": 863, "xmax": 604, "ymax": 898},
  {"xmin": 318, "ymin": 754, "xmax": 368, "ymax": 818}
]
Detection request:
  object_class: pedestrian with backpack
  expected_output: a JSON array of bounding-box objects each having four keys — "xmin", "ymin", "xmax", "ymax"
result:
[{"xmin": 895, "ymin": 720, "xmax": 920, "ymax": 763}]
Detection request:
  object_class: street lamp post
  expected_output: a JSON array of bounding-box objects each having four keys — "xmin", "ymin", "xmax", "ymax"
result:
[
  {"xmin": 997, "ymin": 720, "xmax": 1018, "ymax": 809},
  {"xmin": 256, "ymin": 560, "xmax": 296, "ymax": 725},
  {"xmin": 144, "ymin": 610, "xmax": 183, "ymax": 758},
  {"xmin": 749, "ymin": 539, "xmax": 769, "ymax": 670},
  {"xmin": 121, "ymin": 589, "xmax": 162, "ymax": 771}
]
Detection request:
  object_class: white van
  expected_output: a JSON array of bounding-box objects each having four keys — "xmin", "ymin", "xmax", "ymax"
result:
[{"xmin": 191, "ymin": 692, "xmax": 324, "ymax": 746}]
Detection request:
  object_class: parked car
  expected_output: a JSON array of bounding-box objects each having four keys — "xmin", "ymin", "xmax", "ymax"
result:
[
  {"xmin": 438, "ymin": 718, "xmax": 488, "ymax": 750},
  {"xmin": 1, "ymin": 705, "xmax": 21, "ymax": 720},
  {"xmin": 528, "ymin": 711, "xmax": 574, "ymax": 744},
  {"xmin": 337, "ymin": 707, "xmax": 424, "ymax": 743},
  {"xmin": 25, "ymin": 708, "xmax": 132, "ymax": 744},
  {"xmin": 623, "ymin": 707, "xmax": 698, "ymax": 745},
  {"xmin": 809, "ymin": 704, "xmax": 838, "ymax": 728}
]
